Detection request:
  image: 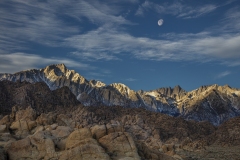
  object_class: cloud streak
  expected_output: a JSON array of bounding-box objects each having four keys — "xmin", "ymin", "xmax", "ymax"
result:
[
  {"xmin": 0, "ymin": 53, "xmax": 90, "ymax": 73},
  {"xmin": 135, "ymin": 1, "xmax": 233, "ymax": 19},
  {"xmin": 0, "ymin": 0, "xmax": 134, "ymax": 53},
  {"xmin": 135, "ymin": 0, "xmax": 217, "ymax": 19},
  {"xmin": 62, "ymin": 0, "xmax": 133, "ymax": 25},
  {"xmin": 0, "ymin": 0, "xmax": 79, "ymax": 51},
  {"xmin": 216, "ymin": 71, "xmax": 231, "ymax": 79},
  {"xmin": 177, "ymin": 4, "xmax": 217, "ymax": 19},
  {"xmin": 125, "ymin": 78, "xmax": 137, "ymax": 82},
  {"xmin": 65, "ymin": 25, "xmax": 240, "ymax": 63},
  {"xmin": 1, "ymin": 0, "xmax": 239, "ymax": 69}
]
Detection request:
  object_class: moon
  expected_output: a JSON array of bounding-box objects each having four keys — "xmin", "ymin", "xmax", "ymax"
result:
[{"xmin": 158, "ymin": 19, "xmax": 164, "ymax": 26}]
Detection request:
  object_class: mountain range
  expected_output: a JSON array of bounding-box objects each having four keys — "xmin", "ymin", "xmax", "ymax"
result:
[
  {"xmin": 1, "ymin": 63, "xmax": 240, "ymax": 125},
  {"xmin": 1, "ymin": 64, "xmax": 240, "ymax": 159}
]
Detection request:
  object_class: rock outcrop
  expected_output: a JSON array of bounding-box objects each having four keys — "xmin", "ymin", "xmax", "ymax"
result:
[{"xmin": 1, "ymin": 104, "xmax": 240, "ymax": 159}]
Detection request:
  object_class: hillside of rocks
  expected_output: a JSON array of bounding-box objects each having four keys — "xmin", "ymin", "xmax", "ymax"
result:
[
  {"xmin": 1, "ymin": 64, "xmax": 240, "ymax": 125},
  {"xmin": 1, "ymin": 104, "xmax": 240, "ymax": 159},
  {"xmin": 0, "ymin": 80, "xmax": 79, "ymax": 115},
  {"xmin": 0, "ymin": 81, "xmax": 240, "ymax": 159}
]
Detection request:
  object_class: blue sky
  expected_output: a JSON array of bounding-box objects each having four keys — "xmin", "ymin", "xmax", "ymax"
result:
[{"xmin": 0, "ymin": 0, "xmax": 240, "ymax": 91}]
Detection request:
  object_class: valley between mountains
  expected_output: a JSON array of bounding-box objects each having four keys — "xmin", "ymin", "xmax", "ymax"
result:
[{"xmin": 0, "ymin": 64, "xmax": 240, "ymax": 159}]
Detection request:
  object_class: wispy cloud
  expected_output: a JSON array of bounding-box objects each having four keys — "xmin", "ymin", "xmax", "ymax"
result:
[
  {"xmin": 63, "ymin": 0, "xmax": 133, "ymax": 25},
  {"xmin": 0, "ymin": 0, "xmax": 134, "ymax": 53},
  {"xmin": 125, "ymin": 78, "xmax": 137, "ymax": 82},
  {"xmin": 1, "ymin": 0, "xmax": 239, "ymax": 68},
  {"xmin": 177, "ymin": 4, "xmax": 217, "ymax": 19},
  {"xmin": 135, "ymin": 1, "xmax": 232, "ymax": 19},
  {"xmin": 0, "ymin": 0, "xmax": 79, "ymax": 50},
  {"xmin": 0, "ymin": 53, "xmax": 90, "ymax": 73},
  {"xmin": 64, "ymin": 1, "xmax": 240, "ymax": 64},
  {"xmin": 216, "ymin": 71, "xmax": 231, "ymax": 79},
  {"xmin": 71, "ymin": 52, "xmax": 120, "ymax": 61},
  {"xmin": 65, "ymin": 25, "xmax": 240, "ymax": 62},
  {"xmin": 221, "ymin": 6, "xmax": 240, "ymax": 32},
  {"xmin": 135, "ymin": 1, "xmax": 164, "ymax": 16},
  {"xmin": 221, "ymin": 60, "xmax": 240, "ymax": 67}
]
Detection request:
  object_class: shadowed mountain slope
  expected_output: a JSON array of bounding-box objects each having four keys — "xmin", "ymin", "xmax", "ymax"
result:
[{"xmin": 0, "ymin": 80, "xmax": 79, "ymax": 114}]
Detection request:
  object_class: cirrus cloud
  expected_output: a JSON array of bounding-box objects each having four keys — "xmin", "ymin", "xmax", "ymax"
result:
[
  {"xmin": 65, "ymin": 25, "xmax": 240, "ymax": 63},
  {"xmin": 0, "ymin": 53, "xmax": 91, "ymax": 73},
  {"xmin": 215, "ymin": 71, "xmax": 231, "ymax": 79}
]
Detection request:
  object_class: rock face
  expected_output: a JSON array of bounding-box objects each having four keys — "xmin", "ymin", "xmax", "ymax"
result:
[
  {"xmin": 1, "ymin": 64, "xmax": 240, "ymax": 125},
  {"xmin": 0, "ymin": 80, "xmax": 80, "ymax": 114},
  {"xmin": 180, "ymin": 85, "xmax": 240, "ymax": 125},
  {"xmin": 1, "ymin": 104, "xmax": 240, "ymax": 159},
  {"xmin": 0, "ymin": 106, "xmax": 174, "ymax": 159}
]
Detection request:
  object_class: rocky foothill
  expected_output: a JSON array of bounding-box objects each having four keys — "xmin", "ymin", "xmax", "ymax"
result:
[{"xmin": 1, "ymin": 104, "xmax": 240, "ymax": 159}]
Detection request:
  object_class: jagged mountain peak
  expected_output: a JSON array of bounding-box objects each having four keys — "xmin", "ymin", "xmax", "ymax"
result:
[
  {"xmin": 89, "ymin": 80, "xmax": 106, "ymax": 88},
  {"xmin": 155, "ymin": 85, "xmax": 185, "ymax": 92},
  {"xmin": 191, "ymin": 84, "xmax": 238, "ymax": 97},
  {"xmin": 109, "ymin": 83, "xmax": 134, "ymax": 95},
  {"xmin": 43, "ymin": 64, "xmax": 85, "ymax": 80},
  {"xmin": 44, "ymin": 63, "xmax": 68, "ymax": 76},
  {"xmin": 173, "ymin": 85, "xmax": 185, "ymax": 93},
  {"xmin": 153, "ymin": 85, "xmax": 186, "ymax": 100},
  {"xmin": 46, "ymin": 63, "xmax": 67, "ymax": 70},
  {"xmin": 43, "ymin": 64, "xmax": 87, "ymax": 83},
  {"xmin": 110, "ymin": 83, "xmax": 130, "ymax": 89},
  {"xmin": 174, "ymin": 85, "xmax": 181, "ymax": 89}
]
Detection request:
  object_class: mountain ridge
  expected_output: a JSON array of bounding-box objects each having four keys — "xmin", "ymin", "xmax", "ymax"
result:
[
  {"xmin": 1, "ymin": 80, "xmax": 240, "ymax": 159},
  {"xmin": 1, "ymin": 63, "xmax": 240, "ymax": 125}
]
